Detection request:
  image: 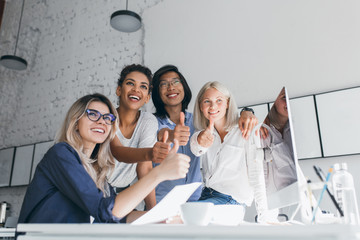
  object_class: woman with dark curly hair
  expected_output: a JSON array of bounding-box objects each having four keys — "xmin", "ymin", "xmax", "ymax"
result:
[{"xmin": 108, "ymin": 64, "xmax": 170, "ymax": 211}]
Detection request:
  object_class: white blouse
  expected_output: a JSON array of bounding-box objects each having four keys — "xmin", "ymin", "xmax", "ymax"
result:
[{"xmin": 190, "ymin": 125, "xmax": 267, "ymax": 210}]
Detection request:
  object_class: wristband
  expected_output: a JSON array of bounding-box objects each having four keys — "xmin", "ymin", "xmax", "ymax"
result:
[{"xmin": 240, "ymin": 107, "xmax": 255, "ymax": 115}]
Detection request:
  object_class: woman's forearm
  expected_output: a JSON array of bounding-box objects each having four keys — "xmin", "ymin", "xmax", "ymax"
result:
[
  {"xmin": 111, "ymin": 146, "xmax": 152, "ymax": 163},
  {"xmin": 136, "ymin": 161, "xmax": 157, "ymax": 210},
  {"xmin": 112, "ymin": 167, "xmax": 161, "ymax": 218},
  {"xmin": 111, "ymin": 140, "xmax": 190, "ymax": 219},
  {"xmin": 110, "ymin": 137, "xmax": 152, "ymax": 163}
]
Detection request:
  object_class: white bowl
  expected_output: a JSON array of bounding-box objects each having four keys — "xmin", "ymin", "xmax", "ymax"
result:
[
  {"xmin": 211, "ymin": 205, "xmax": 245, "ymax": 225},
  {"xmin": 180, "ymin": 202, "xmax": 214, "ymax": 226}
]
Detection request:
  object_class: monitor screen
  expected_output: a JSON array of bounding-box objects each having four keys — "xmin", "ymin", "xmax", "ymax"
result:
[{"xmin": 261, "ymin": 87, "xmax": 312, "ymax": 223}]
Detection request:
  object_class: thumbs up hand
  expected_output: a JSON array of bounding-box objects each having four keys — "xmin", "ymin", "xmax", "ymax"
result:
[
  {"xmin": 197, "ymin": 117, "xmax": 215, "ymax": 148},
  {"xmin": 173, "ymin": 112, "xmax": 191, "ymax": 146},
  {"xmin": 157, "ymin": 139, "xmax": 190, "ymax": 181},
  {"xmin": 151, "ymin": 130, "xmax": 171, "ymax": 163}
]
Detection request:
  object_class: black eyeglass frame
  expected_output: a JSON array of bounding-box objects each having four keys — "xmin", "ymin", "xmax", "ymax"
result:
[
  {"xmin": 85, "ymin": 109, "xmax": 116, "ymax": 125},
  {"xmin": 158, "ymin": 78, "xmax": 181, "ymax": 89}
]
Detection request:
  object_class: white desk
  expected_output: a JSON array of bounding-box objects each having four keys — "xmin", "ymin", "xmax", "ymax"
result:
[
  {"xmin": 16, "ymin": 223, "xmax": 360, "ymax": 240},
  {"xmin": 0, "ymin": 228, "xmax": 15, "ymax": 238}
]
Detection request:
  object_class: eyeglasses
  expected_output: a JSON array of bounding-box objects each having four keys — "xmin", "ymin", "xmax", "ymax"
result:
[
  {"xmin": 159, "ymin": 79, "xmax": 181, "ymax": 89},
  {"xmin": 85, "ymin": 109, "xmax": 116, "ymax": 125}
]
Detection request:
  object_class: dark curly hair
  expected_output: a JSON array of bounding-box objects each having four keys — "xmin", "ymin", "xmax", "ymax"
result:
[
  {"xmin": 152, "ymin": 65, "xmax": 192, "ymax": 119},
  {"xmin": 117, "ymin": 64, "xmax": 153, "ymax": 93}
]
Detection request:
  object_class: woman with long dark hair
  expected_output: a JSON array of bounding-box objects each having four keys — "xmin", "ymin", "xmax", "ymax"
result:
[{"xmin": 151, "ymin": 65, "xmax": 258, "ymax": 203}]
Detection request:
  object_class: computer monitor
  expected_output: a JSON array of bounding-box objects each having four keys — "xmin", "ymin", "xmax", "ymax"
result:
[{"xmin": 262, "ymin": 87, "xmax": 312, "ymax": 223}]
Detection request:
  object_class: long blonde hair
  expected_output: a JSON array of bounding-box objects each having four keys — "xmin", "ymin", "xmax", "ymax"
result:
[
  {"xmin": 55, "ymin": 93, "xmax": 119, "ymax": 196},
  {"xmin": 193, "ymin": 81, "xmax": 238, "ymax": 131}
]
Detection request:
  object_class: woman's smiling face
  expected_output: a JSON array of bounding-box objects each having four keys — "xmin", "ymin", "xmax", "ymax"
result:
[
  {"xmin": 200, "ymin": 87, "xmax": 228, "ymax": 123},
  {"xmin": 117, "ymin": 71, "xmax": 151, "ymax": 110},
  {"xmin": 77, "ymin": 101, "xmax": 112, "ymax": 152}
]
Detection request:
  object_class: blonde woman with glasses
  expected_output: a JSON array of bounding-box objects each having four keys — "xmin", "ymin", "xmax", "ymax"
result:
[{"xmin": 18, "ymin": 93, "xmax": 189, "ymax": 224}]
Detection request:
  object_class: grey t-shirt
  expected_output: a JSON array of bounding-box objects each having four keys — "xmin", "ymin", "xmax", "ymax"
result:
[{"xmin": 107, "ymin": 111, "xmax": 158, "ymax": 187}]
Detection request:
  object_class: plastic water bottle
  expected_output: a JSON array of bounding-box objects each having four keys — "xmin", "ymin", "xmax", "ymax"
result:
[{"xmin": 332, "ymin": 163, "xmax": 360, "ymax": 225}]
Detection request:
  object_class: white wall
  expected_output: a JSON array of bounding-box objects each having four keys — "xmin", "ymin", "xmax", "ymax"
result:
[
  {"xmin": 1, "ymin": 0, "xmax": 360, "ymax": 220},
  {"xmin": 143, "ymin": 0, "xmax": 360, "ymax": 107},
  {"xmin": 142, "ymin": 0, "xmax": 360, "ymax": 219}
]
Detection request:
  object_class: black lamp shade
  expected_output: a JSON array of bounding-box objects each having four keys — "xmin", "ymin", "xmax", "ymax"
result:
[
  {"xmin": 0, "ymin": 55, "xmax": 27, "ymax": 71},
  {"xmin": 110, "ymin": 10, "xmax": 142, "ymax": 33}
]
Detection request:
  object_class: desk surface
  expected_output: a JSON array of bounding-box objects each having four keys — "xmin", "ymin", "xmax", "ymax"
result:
[
  {"xmin": 0, "ymin": 228, "xmax": 16, "ymax": 237},
  {"xmin": 16, "ymin": 223, "xmax": 360, "ymax": 240}
]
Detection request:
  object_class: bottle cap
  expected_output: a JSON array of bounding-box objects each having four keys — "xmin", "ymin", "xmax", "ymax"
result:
[
  {"xmin": 340, "ymin": 162, "xmax": 348, "ymax": 170},
  {"xmin": 334, "ymin": 163, "xmax": 348, "ymax": 171}
]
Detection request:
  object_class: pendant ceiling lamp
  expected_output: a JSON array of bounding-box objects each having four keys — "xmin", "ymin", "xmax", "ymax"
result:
[
  {"xmin": 0, "ymin": 0, "xmax": 27, "ymax": 71},
  {"xmin": 110, "ymin": 0, "xmax": 142, "ymax": 33}
]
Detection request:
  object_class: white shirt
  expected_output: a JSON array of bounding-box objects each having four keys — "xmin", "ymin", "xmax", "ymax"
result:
[
  {"xmin": 107, "ymin": 111, "xmax": 158, "ymax": 187},
  {"xmin": 190, "ymin": 125, "xmax": 267, "ymax": 208}
]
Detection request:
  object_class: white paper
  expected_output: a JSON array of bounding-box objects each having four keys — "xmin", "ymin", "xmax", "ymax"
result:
[{"xmin": 131, "ymin": 182, "xmax": 202, "ymax": 225}]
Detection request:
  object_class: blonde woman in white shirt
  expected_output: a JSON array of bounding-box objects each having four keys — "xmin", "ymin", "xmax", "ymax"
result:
[{"xmin": 190, "ymin": 81, "xmax": 270, "ymax": 220}]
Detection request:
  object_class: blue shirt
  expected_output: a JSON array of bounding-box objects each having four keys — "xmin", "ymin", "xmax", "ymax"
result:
[
  {"xmin": 18, "ymin": 142, "xmax": 124, "ymax": 223},
  {"xmin": 153, "ymin": 111, "xmax": 202, "ymax": 202}
]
